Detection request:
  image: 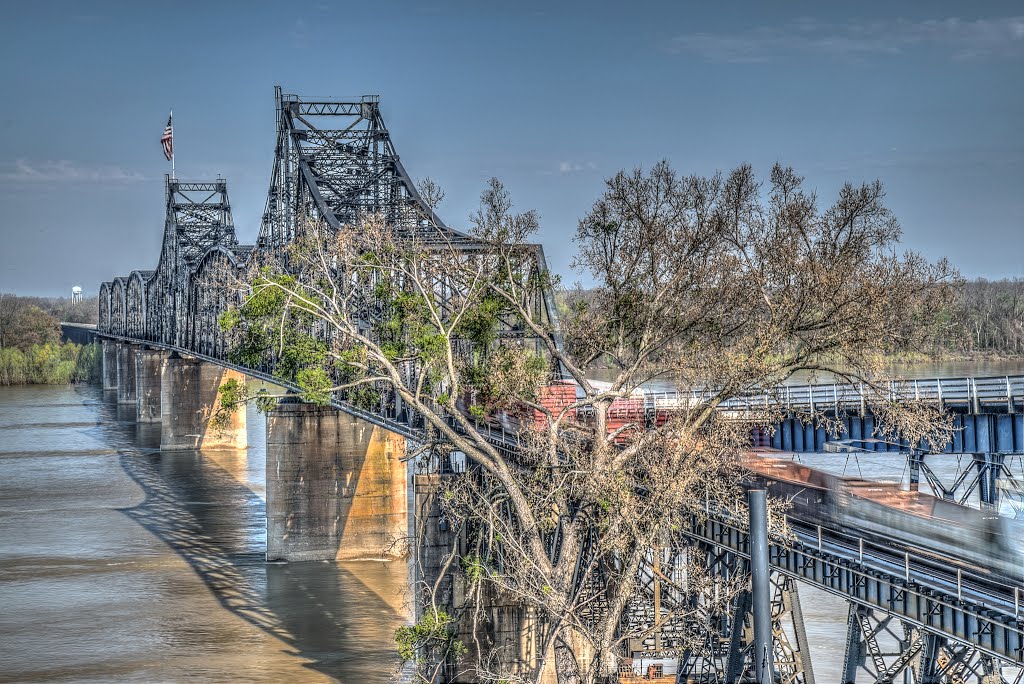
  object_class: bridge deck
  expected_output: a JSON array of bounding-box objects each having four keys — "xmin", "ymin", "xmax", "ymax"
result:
[{"xmin": 101, "ymin": 332, "xmax": 1024, "ymax": 662}]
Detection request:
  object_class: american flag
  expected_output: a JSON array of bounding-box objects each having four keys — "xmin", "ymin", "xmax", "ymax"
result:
[{"xmin": 161, "ymin": 113, "xmax": 173, "ymax": 161}]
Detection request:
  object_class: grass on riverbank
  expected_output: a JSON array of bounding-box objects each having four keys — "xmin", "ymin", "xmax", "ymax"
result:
[{"xmin": 0, "ymin": 342, "xmax": 101, "ymax": 386}]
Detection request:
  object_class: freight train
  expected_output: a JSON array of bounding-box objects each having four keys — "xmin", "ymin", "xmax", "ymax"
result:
[{"xmin": 742, "ymin": 454, "xmax": 1024, "ymax": 583}]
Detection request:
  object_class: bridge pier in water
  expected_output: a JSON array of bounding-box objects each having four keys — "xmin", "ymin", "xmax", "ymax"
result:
[
  {"xmin": 415, "ymin": 472, "xmax": 547, "ymax": 683},
  {"xmin": 265, "ymin": 400, "xmax": 407, "ymax": 562},
  {"xmin": 159, "ymin": 353, "xmax": 247, "ymax": 451},
  {"xmin": 101, "ymin": 340, "xmax": 118, "ymax": 392},
  {"xmin": 115, "ymin": 342, "xmax": 138, "ymax": 405},
  {"xmin": 134, "ymin": 348, "xmax": 164, "ymax": 423}
]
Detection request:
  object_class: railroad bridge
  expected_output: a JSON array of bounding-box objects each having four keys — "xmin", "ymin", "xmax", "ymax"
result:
[{"xmin": 95, "ymin": 88, "xmax": 1023, "ymax": 682}]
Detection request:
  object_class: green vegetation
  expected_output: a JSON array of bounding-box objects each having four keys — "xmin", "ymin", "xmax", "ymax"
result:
[
  {"xmin": 394, "ymin": 611, "xmax": 466, "ymax": 670},
  {"xmin": 949, "ymin": 278, "xmax": 1024, "ymax": 356},
  {"xmin": 0, "ymin": 293, "xmax": 101, "ymax": 386},
  {"xmin": 0, "ymin": 341, "xmax": 100, "ymax": 386}
]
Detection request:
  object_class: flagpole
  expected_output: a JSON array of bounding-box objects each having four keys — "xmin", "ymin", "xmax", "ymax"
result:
[{"xmin": 170, "ymin": 108, "xmax": 175, "ymax": 179}]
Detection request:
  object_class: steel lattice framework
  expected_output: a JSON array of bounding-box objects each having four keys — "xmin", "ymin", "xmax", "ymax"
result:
[
  {"xmin": 96, "ymin": 87, "xmax": 1024, "ymax": 682},
  {"xmin": 258, "ymin": 87, "xmax": 462, "ymax": 248}
]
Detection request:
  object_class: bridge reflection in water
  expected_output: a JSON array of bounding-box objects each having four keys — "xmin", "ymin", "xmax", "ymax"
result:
[{"xmin": 0, "ymin": 384, "xmax": 410, "ymax": 683}]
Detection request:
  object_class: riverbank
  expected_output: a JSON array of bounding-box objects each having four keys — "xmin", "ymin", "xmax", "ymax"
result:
[{"xmin": 0, "ymin": 341, "xmax": 101, "ymax": 386}]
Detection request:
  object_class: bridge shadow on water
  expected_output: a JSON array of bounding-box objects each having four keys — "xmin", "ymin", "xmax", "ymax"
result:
[{"xmin": 94, "ymin": 391, "xmax": 410, "ymax": 682}]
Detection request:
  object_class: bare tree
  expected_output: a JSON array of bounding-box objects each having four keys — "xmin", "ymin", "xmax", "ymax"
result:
[{"xmin": 214, "ymin": 162, "xmax": 957, "ymax": 684}]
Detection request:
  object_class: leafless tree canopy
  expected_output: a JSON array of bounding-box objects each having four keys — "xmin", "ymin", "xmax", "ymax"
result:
[{"xmin": 216, "ymin": 162, "xmax": 958, "ymax": 684}]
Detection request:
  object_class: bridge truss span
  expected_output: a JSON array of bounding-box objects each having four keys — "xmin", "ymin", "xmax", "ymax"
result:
[
  {"xmin": 258, "ymin": 87, "xmax": 464, "ymax": 249},
  {"xmin": 96, "ymin": 87, "xmax": 1024, "ymax": 680},
  {"xmin": 687, "ymin": 511, "xmax": 1024, "ymax": 677}
]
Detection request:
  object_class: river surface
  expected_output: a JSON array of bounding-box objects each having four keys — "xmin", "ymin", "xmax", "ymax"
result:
[
  {"xmin": 1, "ymin": 361, "xmax": 1021, "ymax": 682},
  {"xmin": 0, "ymin": 384, "xmax": 411, "ymax": 683}
]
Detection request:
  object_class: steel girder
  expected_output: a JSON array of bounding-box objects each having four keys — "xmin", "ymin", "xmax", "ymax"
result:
[
  {"xmin": 672, "ymin": 542, "xmax": 815, "ymax": 684},
  {"xmin": 842, "ymin": 605, "xmax": 1020, "ymax": 683},
  {"xmin": 98, "ymin": 281, "xmax": 111, "ymax": 332},
  {"xmin": 110, "ymin": 277, "xmax": 127, "ymax": 336},
  {"xmin": 687, "ymin": 515, "xmax": 1024, "ymax": 670}
]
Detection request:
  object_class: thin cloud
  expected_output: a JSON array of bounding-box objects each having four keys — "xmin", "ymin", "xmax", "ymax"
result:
[
  {"xmin": 669, "ymin": 16, "xmax": 1024, "ymax": 63},
  {"xmin": 558, "ymin": 161, "xmax": 597, "ymax": 174},
  {"xmin": 1, "ymin": 159, "xmax": 145, "ymax": 183}
]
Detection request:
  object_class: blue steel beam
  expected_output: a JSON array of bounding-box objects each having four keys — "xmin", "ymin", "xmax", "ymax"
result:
[{"xmin": 771, "ymin": 412, "xmax": 1024, "ymax": 454}]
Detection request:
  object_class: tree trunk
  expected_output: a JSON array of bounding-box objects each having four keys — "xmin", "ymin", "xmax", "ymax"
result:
[{"xmin": 554, "ymin": 634, "xmax": 583, "ymax": 684}]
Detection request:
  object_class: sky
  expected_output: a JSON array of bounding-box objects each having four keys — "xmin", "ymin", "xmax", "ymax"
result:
[{"xmin": 0, "ymin": 0, "xmax": 1021, "ymax": 296}]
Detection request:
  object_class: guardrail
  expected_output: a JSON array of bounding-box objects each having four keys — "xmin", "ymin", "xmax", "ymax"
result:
[{"xmin": 642, "ymin": 375, "xmax": 1024, "ymax": 415}]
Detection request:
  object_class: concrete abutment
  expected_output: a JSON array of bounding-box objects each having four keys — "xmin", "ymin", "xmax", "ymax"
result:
[{"xmin": 266, "ymin": 401, "xmax": 407, "ymax": 562}]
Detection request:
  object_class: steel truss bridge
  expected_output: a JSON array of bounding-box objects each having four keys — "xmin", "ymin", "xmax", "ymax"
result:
[{"xmin": 97, "ymin": 88, "xmax": 1023, "ymax": 682}]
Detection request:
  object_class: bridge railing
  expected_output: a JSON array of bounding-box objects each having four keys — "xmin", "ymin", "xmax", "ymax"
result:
[{"xmin": 639, "ymin": 375, "xmax": 1024, "ymax": 415}]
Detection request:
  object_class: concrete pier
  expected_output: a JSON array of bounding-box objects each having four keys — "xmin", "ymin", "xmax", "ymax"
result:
[
  {"xmin": 159, "ymin": 354, "xmax": 246, "ymax": 451},
  {"xmin": 414, "ymin": 472, "xmax": 546, "ymax": 683},
  {"xmin": 135, "ymin": 348, "xmax": 164, "ymax": 423},
  {"xmin": 266, "ymin": 401, "xmax": 407, "ymax": 562},
  {"xmin": 116, "ymin": 343, "xmax": 138, "ymax": 406},
  {"xmin": 101, "ymin": 340, "xmax": 118, "ymax": 392}
]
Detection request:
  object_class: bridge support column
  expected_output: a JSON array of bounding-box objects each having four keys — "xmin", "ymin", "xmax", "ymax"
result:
[
  {"xmin": 749, "ymin": 489, "xmax": 774, "ymax": 684},
  {"xmin": 974, "ymin": 452, "xmax": 1005, "ymax": 511},
  {"xmin": 908, "ymin": 451, "xmax": 922, "ymax": 493},
  {"xmin": 841, "ymin": 604, "xmax": 863, "ymax": 683},
  {"xmin": 101, "ymin": 340, "xmax": 118, "ymax": 391},
  {"xmin": 266, "ymin": 401, "xmax": 406, "ymax": 562},
  {"xmin": 134, "ymin": 348, "xmax": 164, "ymax": 423},
  {"xmin": 116, "ymin": 343, "xmax": 138, "ymax": 406},
  {"xmin": 159, "ymin": 354, "xmax": 246, "ymax": 450},
  {"xmin": 414, "ymin": 472, "xmax": 548, "ymax": 683}
]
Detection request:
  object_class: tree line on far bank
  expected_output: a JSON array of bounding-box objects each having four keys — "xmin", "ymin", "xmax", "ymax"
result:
[
  {"xmin": 0, "ymin": 293, "xmax": 100, "ymax": 386},
  {"xmin": 559, "ymin": 277, "xmax": 1023, "ymax": 360},
  {"xmin": 950, "ymin": 279, "xmax": 1024, "ymax": 355}
]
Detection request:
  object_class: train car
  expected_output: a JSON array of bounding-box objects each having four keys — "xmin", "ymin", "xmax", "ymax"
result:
[{"xmin": 743, "ymin": 454, "xmax": 1024, "ymax": 582}]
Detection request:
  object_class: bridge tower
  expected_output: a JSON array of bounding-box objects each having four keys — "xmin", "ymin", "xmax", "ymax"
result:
[{"xmin": 145, "ymin": 176, "xmax": 238, "ymax": 347}]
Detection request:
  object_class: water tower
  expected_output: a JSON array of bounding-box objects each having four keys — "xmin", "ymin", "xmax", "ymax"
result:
[{"xmin": 71, "ymin": 286, "xmax": 83, "ymax": 305}]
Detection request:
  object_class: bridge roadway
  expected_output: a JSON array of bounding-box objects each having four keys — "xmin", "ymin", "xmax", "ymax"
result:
[{"xmin": 101, "ymin": 332, "xmax": 1024, "ymax": 664}]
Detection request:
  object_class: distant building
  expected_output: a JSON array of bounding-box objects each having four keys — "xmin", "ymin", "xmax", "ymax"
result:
[{"xmin": 72, "ymin": 286, "xmax": 83, "ymax": 305}]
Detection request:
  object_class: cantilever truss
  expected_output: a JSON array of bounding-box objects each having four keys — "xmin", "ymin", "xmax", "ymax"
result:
[
  {"xmin": 100, "ymin": 86, "xmax": 564, "ymax": 404},
  {"xmin": 258, "ymin": 87, "xmax": 465, "ymax": 248},
  {"xmin": 146, "ymin": 178, "xmax": 238, "ymax": 346}
]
